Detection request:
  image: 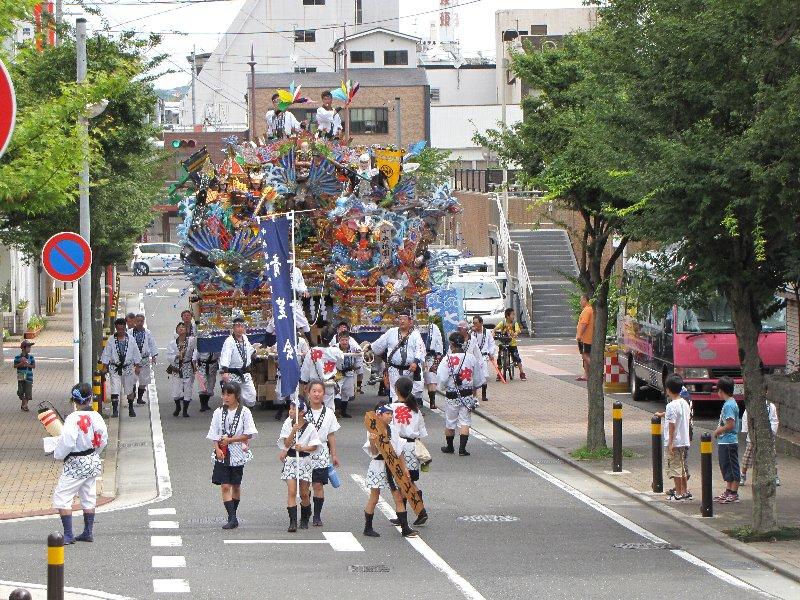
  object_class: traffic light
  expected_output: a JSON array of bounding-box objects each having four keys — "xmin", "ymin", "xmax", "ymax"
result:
[{"xmin": 170, "ymin": 139, "xmax": 196, "ymax": 149}]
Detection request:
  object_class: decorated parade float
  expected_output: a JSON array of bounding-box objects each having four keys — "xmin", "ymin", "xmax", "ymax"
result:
[{"xmin": 169, "ymin": 82, "xmax": 460, "ymax": 400}]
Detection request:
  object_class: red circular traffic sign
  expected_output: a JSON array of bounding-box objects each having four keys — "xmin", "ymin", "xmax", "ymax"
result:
[
  {"xmin": 0, "ymin": 58, "xmax": 15, "ymax": 158},
  {"xmin": 41, "ymin": 232, "xmax": 92, "ymax": 282}
]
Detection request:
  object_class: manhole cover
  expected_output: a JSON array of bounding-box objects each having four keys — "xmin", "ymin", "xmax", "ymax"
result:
[
  {"xmin": 119, "ymin": 440, "xmax": 152, "ymax": 449},
  {"xmin": 457, "ymin": 515, "xmax": 520, "ymax": 522},
  {"xmin": 349, "ymin": 565, "xmax": 391, "ymax": 573},
  {"xmin": 613, "ymin": 542, "xmax": 680, "ymax": 550},
  {"xmin": 186, "ymin": 516, "xmax": 246, "ymax": 525}
]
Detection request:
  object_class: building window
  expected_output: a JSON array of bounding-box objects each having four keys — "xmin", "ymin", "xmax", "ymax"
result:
[
  {"xmin": 22, "ymin": 27, "xmax": 32, "ymax": 36},
  {"xmin": 294, "ymin": 66, "xmax": 317, "ymax": 73},
  {"xmin": 430, "ymin": 88, "xmax": 440, "ymax": 102},
  {"xmin": 349, "ymin": 108, "xmax": 389, "ymax": 134},
  {"xmin": 303, "ymin": 0, "xmax": 325, "ymax": 4},
  {"xmin": 530, "ymin": 24, "xmax": 548, "ymax": 35},
  {"xmin": 384, "ymin": 50, "xmax": 408, "ymax": 66},
  {"xmin": 355, "ymin": 0, "xmax": 363, "ymax": 25},
  {"xmin": 294, "ymin": 29, "xmax": 316, "ymax": 43},
  {"xmin": 350, "ymin": 50, "xmax": 374, "ymax": 63}
]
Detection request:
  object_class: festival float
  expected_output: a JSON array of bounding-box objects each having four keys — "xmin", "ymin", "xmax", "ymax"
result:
[{"xmin": 169, "ymin": 81, "xmax": 461, "ymax": 400}]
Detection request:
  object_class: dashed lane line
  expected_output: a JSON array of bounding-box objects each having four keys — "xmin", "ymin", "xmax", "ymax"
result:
[
  {"xmin": 152, "ymin": 556, "xmax": 187, "ymax": 568},
  {"xmin": 152, "ymin": 579, "xmax": 191, "ymax": 594},
  {"xmin": 149, "ymin": 520, "xmax": 180, "ymax": 529},
  {"xmin": 151, "ymin": 536, "xmax": 182, "ymax": 547}
]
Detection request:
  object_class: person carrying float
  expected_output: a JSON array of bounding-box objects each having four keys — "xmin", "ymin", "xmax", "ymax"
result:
[{"xmin": 370, "ymin": 312, "xmax": 425, "ymax": 403}]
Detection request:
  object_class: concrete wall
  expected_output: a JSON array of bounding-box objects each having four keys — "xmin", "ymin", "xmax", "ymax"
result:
[
  {"xmin": 341, "ymin": 32, "xmax": 418, "ymax": 69},
  {"xmin": 425, "ymin": 66, "xmax": 498, "ymax": 105},
  {"xmin": 767, "ymin": 375, "xmax": 800, "ymax": 435},
  {"xmin": 450, "ymin": 191, "xmax": 490, "ymax": 257},
  {"xmin": 252, "ymin": 85, "xmax": 428, "ymax": 147}
]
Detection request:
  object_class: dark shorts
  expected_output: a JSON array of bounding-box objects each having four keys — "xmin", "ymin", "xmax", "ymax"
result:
[
  {"xmin": 508, "ymin": 346, "xmax": 522, "ymax": 364},
  {"xmin": 312, "ymin": 467, "xmax": 329, "ymax": 485},
  {"xmin": 718, "ymin": 443, "xmax": 740, "ymax": 483},
  {"xmin": 17, "ymin": 380, "xmax": 32, "ymax": 401},
  {"xmin": 212, "ymin": 462, "xmax": 244, "ymax": 486},
  {"xmin": 578, "ymin": 341, "xmax": 592, "ymax": 356}
]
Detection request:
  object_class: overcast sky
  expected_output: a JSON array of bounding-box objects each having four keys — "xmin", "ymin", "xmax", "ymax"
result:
[{"xmin": 67, "ymin": 0, "xmax": 585, "ymax": 88}]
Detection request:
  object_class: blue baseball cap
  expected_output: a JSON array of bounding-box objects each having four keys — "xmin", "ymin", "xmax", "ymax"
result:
[{"xmin": 376, "ymin": 404, "xmax": 393, "ymax": 415}]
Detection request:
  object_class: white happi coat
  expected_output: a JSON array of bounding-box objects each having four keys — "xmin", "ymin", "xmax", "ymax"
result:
[
  {"xmin": 275, "ymin": 335, "xmax": 310, "ymax": 400},
  {"xmin": 193, "ymin": 350, "xmax": 220, "ymax": 397},
  {"xmin": 130, "ymin": 327, "xmax": 158, "ymax": 386},
  {"xmin": 219, "ymin": 334, "xmax": 257, "ymax": 407},
  {"xmin": 420, "ymin": 323, "xmax": 445, "ymax": 390},
  {"xmin": 52, "ymin": 410, "xmax": 108, "ymax": 510},
  {"xmin": 329, "ymin": 335, "xmax": 365, "ymax": 376},
  {"xmin": 336, "ymin": 343, "xmax": 363, "ymax": 402},
  {"xmin": 316, "ymin": 106, "xmax": 342, "ymax": 137},
  {"xmin": 278, "ymin": 419, "xmax": 322, "ymax": 482},
  {"xmin": 307, "ymin": 405, "xmax": 341, "ymax": 470},
  {"xmin": 371, "ymin": 327, "xmax": 426, "ymax": 401},
  {"xmin": 437, "ymin": 351, "xmax": 479, "ymax": 430},
  {"xmin": 389, "ymin": 402, "xmax": 428, "ymax": 472},
  {"xmin": 300, "ymin": 346, "xmax": 344, "ymax": 409},
  {"xmin": 207, "ymin": 404, "xmax": 258, "ymax": 467},
  {"xmin": 167, "ymin": 336, "xmax": 197, "ymax": 401},
  {"xmin": 101, "ymin": 334, "xmax": 143, "ymax": 397},
  {"xmin": 468, "ymin": 328, "xmax": 496, "ymax": 387}
]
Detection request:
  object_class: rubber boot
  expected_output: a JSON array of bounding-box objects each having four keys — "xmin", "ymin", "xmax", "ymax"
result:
[
  {"xmin": 287, "ymin": 506, "xmax": 298, "ymax": 532},
  {"xmin": 60, "ymin": 514, "xmax": 74, "ymax": 545},
  {"xmin": 390, "ymin": 498, "xmax": 407, "ymax": 525},
  {"xmin": 222, "ymin": 500, "xmax": 238, "ymax": 529},
  {"xmin": 75, "ymin": 512, "xmax": 95, "ymax": 542},
  {"xmin": 413, "ymin": 492, "xmax": 428, "ymax": 526},
  {"xmin": 199, "ymin": 394, "xmax": 210, "ymax": 412},
  {"xmin": 441, "ymin": 435, "xmax": 455, "ymax": 454},
  {"xmin": 173, "ymin": 398, "xmax": 181, "ymax": 417},
  {"xmin": 333, "ymin": 398, "xmax": 342, "ymax": 419},
  {"xmin": 396, "ymin": 511, "xmax": 418, "ymax": 537},
  {"xmin": 428, "ymin": 391, "xmax": 436, "ymax": 410},
  {"xmin": 363, "ymin": 511, "xmax": 380, "ymax": 537},
  {"xmin": 182, "ymin": 400, "xmax": 191, "ymax": 418},
  {"xmin": 127, "ymin": 399, "xmax": 136, "ymax": 417},
  {"xmin": 459, "ymin": 434, "xmax": 470, "ymax": 456},
  {"xmin": 378, "ymin": 381, "xmax": 388, "ymax": 397},
  {"xmin": 312, "ymin": 497, "xmax": 324, "ymax": 527},
  {"xmin": 111, "ymin": 400, "xmax": 119, "ymax": 418},
  {"xmin": 136, "ymin": 386, "xmax": 147, "ymax": 405},
  {"xmin": 341, "ymin": 399, "xmax": 352, "ymax": 418},
  {"xmin": 481, "ymin": 384, "xmax": 488, "ymax": 402},
  {"xmin": 299, "ymin": 504, "xmax": 311, "ymax": 529}
]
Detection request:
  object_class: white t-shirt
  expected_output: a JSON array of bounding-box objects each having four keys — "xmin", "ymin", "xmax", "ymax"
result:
[
  {"xmin": 741, "ymin": 404, "xmax": 779, "ymax": 442},
  {"xmin": 308, "ymin": 405, "xmax": 341, "ymax": 442},
  {"xmin": 663, "ymin": 397, "xmax": 691, "ymax": 448}
]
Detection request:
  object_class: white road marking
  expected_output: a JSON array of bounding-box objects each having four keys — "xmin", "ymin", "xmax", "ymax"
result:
[
  {"xmin": 152, "ymin": 556, "xmax": 186, "ymax": 568},
  {"xmin": 496, "ymin": 449, "xmax": 769, "ymax": 596},
  {"xmin": 149, "ymin": 520, "xmax": 179, "ymax": 529},
  {"xmin": 149, "ymin": 379, "xmax": 172, "ymax": 501},
  {"xmin": 225, "ymin": 533, "xmax": 364, "ymax": 552},
  {"xmin": 351, "ymin": 474, "xmax": 487, "ymax": 600},
  {"xmin": 225, "ymin": 540, "xmax": 329, "ymax": 545},
  {"xmin": 149, "ymin": 508, "xmax": 177, "ymax": 516},
  {"xmin": 0, "ymin": 580, "xmax": 133, "ymax": 599},
  {"xmin": 151, "ymin": 536, "xmax": 182, "ymax": 547},
  {"xmin": 152, "ymin": 579, "xmax": 190, "ymax": 593}
]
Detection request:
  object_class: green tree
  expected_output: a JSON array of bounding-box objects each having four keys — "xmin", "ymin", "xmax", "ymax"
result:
[
  {"xmin": 596, "ymin": 0, "xmax": 800, "ymax": 531},
  {"xmin": 0, "ymin": 31, "xmax": 166, "ymax": 360},
  {"xmin": 476, "ymin": 30, "xmax": 636, "ymax": 451}
]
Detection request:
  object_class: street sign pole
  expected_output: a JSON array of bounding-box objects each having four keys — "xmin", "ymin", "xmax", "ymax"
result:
[{"xmin": 77, "ymin": 17, "xmax": 92, "ymax": 383}]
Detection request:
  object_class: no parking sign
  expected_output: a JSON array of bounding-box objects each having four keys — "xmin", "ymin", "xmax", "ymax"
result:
[
  {"xmin": 0, "ymin": 58, "xmax": 15, "ymax": 158},
  {"xmin": 41, "ymin": 232, "xmax": 92, "ymax": 282}
]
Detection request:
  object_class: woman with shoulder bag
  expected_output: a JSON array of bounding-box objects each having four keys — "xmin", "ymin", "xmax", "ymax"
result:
[
  {"xmin": 389, "ymin": 376, "xmax": 429, "ymax": 526},
  {"xmin": 207, "ymin": 381, "xmax": 258, "ymax": 530}
]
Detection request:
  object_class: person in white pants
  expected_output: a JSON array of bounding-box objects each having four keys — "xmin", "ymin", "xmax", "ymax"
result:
[
  {"xmin": 438, "ymin": 331, "xmax": 479, "ymax": 457},
  {"xmin": 219, "ymin": 317, "xmax": 258, "ymax": 408},
  {"xmin": 193, "ymin": 350, "xmax": 220, "ymax": 413},
  {"xmin": 370, "ymin": 313, "xmax": 425, "ymax": 403},
  {"xmin": 100, "ymin": 318, "xmax": 142, "ymax": 418},
  {"xmin": 418, "ymin": 319, "xmax": 444, "ymax": 409},
  {"xmin": 334, "ymin": 330, "xmax": 362, "ymax": 418},
  {"xmin": 167, "ymin": 322, "xmax": 197, "ymax": 418},
  {"xmin": 300, "ymin": 330, "xmax": 344, "ymax": 410},
  {"xmin": 131, "ymin": 314, "xmax": 158, "ymax": 406},
  {"xmin": 52, "ymin": 384, "xmax": 108, "ymax": 544}
]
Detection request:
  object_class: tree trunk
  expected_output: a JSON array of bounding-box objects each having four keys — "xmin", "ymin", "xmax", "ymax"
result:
[
  {"xmin": 585, "ymin": 240, "xmax": 608, "ymax": 451},
  {"xmin": 728, "ymin": 285, "xmax": 777, "ymax": 532}
]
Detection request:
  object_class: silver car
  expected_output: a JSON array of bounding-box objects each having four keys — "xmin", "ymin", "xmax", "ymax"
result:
[{"xmin": 130, "ymin": 243, "xmax": 182, "ymax": 276}]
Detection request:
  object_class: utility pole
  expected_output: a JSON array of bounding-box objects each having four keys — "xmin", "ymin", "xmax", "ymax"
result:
[
  {"xmin": 395, "ymin": 96, "xmax": 401, "ymax": 148},
  {"xmin": 55, "ymin": 0, "xmax": 62, "ymax": 45},
  {"xmin": 343, "ymin": 25, "xmax": 350, "ymax": 140},
  {"xmin": 77, "ymin": 17, "xmax": 92, "ymax": 383},
  {"xmin": 500, "ymin": 55, "xmax": 509, "ymax": 217},
  {"xmin": 191, "ymin": 46, "xmax": 197, "ymax": 126},
  {"xmin": 248, "ymin": 44, "xmax": 257, "ymax": 141}
]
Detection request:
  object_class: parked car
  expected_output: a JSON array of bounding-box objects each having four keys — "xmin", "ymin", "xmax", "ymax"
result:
[
  {"xmin": 445, "ymin": 274, "xmax": 506, "ymax": 327},
  {"xmin": 453, "ymin": 256, "xmax": 507, "ymax": 292},
  {"xmin": 130, "ymin": 243, "xmax": 182, "ymax": 276}
]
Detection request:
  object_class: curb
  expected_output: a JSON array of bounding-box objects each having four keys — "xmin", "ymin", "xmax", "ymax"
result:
[
  {"xmin": 474, "ymin": 406, "xmax": 800, "ymax": 586},
  {"xmin": 101, "ymin": 406, "xmax": 120, "ymax": 499}
]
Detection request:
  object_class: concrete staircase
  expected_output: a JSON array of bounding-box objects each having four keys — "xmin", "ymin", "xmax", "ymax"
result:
[{"xmin": 509, "ymin": 229, "xmax": 578, "ymax": 338}]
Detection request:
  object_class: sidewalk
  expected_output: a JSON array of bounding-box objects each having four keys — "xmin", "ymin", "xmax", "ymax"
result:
[
  {"xmin": 476, "ymin": 341, "xmax": 800, "ymax": 579},
  {"xmin": 0, "ymin": 290, "xmax": 117, "ymax": 519}
]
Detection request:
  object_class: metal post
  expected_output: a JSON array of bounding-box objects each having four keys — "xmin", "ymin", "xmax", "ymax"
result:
[
  {"xmin": 54, "ymin": 0, "xmax": 62, "ymax": 45},
  {"xmin": 700, "ymin": 432, "xmax": 713, "ymax": 517},
  {"xmin": 191, "ymin": 46, "xmax": 197, "ymax": 127},
  {"xmin": 247, "ymin": 45, "xmax": 256, "ymax": 141},
  {"xmin": 47, "ymin": 532, "xmax": 64, "ymax": 600},
  {"xmin": 342, "ymin": 25, "xmax": 350, "ymax": 140},
  {"xmin": 395, "ymin": 96, "xmax": 401, "ymax": 148},
  {"xmin": 72, "ymin": 285, "xmax": 79, "ymax": 383},
  {"xmin": 651, "ymin": 415, "xmax": 663, "ymax": 493},
  {"xmin": 76, "ymin": 18, "xmax": 92, "ymax": 384},
  {"xmin": 612, "ymin": 401, "xmax": 623, "ymax": 472},
  {"xmin": 93, "ymin": 370, "xmax": 102, "ymax": 413},
  {"xmin": 500, "ymin": 55, "xmax": 508, "ymax": 216}
]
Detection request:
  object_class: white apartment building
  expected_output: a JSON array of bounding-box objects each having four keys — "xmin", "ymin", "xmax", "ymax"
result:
[{"xmin": 183, "ymin": 0, "xmax": 399, "ymax": 128}]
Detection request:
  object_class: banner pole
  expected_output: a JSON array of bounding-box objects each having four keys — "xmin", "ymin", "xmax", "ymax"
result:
[{"xmin": 290, "ymin": 211, "xmax": 300, "ymax": 500}]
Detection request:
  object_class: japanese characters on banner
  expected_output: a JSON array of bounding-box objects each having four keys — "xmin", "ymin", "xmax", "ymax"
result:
[
  {"xmin": 261, "ymin": 216, "xmax": 301, "ymax": 398},
  {"xmin": 426, "ymin": 288, "xmax": 464, "ymax": 338}
]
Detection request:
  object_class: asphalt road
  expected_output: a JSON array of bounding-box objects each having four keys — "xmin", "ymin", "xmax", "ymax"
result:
[{"xmin": 0, "ymin": 273, "xmax": 796, "ymax": 599}]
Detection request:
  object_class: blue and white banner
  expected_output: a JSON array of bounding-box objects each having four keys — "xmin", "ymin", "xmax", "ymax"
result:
[
  {"xmin": 426, "ymin": 288, "xmax": 464, "ymax": 338},
  {"xmin": 262, "ymin": 216, "xmax": 301, "ymax": 398}
]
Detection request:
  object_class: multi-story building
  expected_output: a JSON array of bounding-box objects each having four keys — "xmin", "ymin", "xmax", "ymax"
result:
[{"xmin": 184, "ymin": 0, "xmax": 399, "ymax": 128}]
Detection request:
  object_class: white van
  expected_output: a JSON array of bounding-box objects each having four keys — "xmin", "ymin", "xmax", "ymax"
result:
[
  {"xmin": 130, "ymin": 243, "xmax": 182, "ymax": 276},
  {"xmin": 445, "ymin": 274, "xmax": 506, "ymax": 327},
  {"xmin": 453, "ymin": 256, "xmax": 507, "ymax": 291}
]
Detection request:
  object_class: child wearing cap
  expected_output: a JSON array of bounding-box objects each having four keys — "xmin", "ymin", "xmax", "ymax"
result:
[
  {"xmin": 362, "ymin": 402, "xmax": 419, "ymax": 539},
  {"xmin": 13, "ymin": 341, "xmax": 35, "ymax": 411},
  {"xmin": 278, "ymin": 399, "xmax": 321, "ymax": 532},
  {"xmin": 51, "ymin": 383, "xmax": 108, "ymax": 544}
]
